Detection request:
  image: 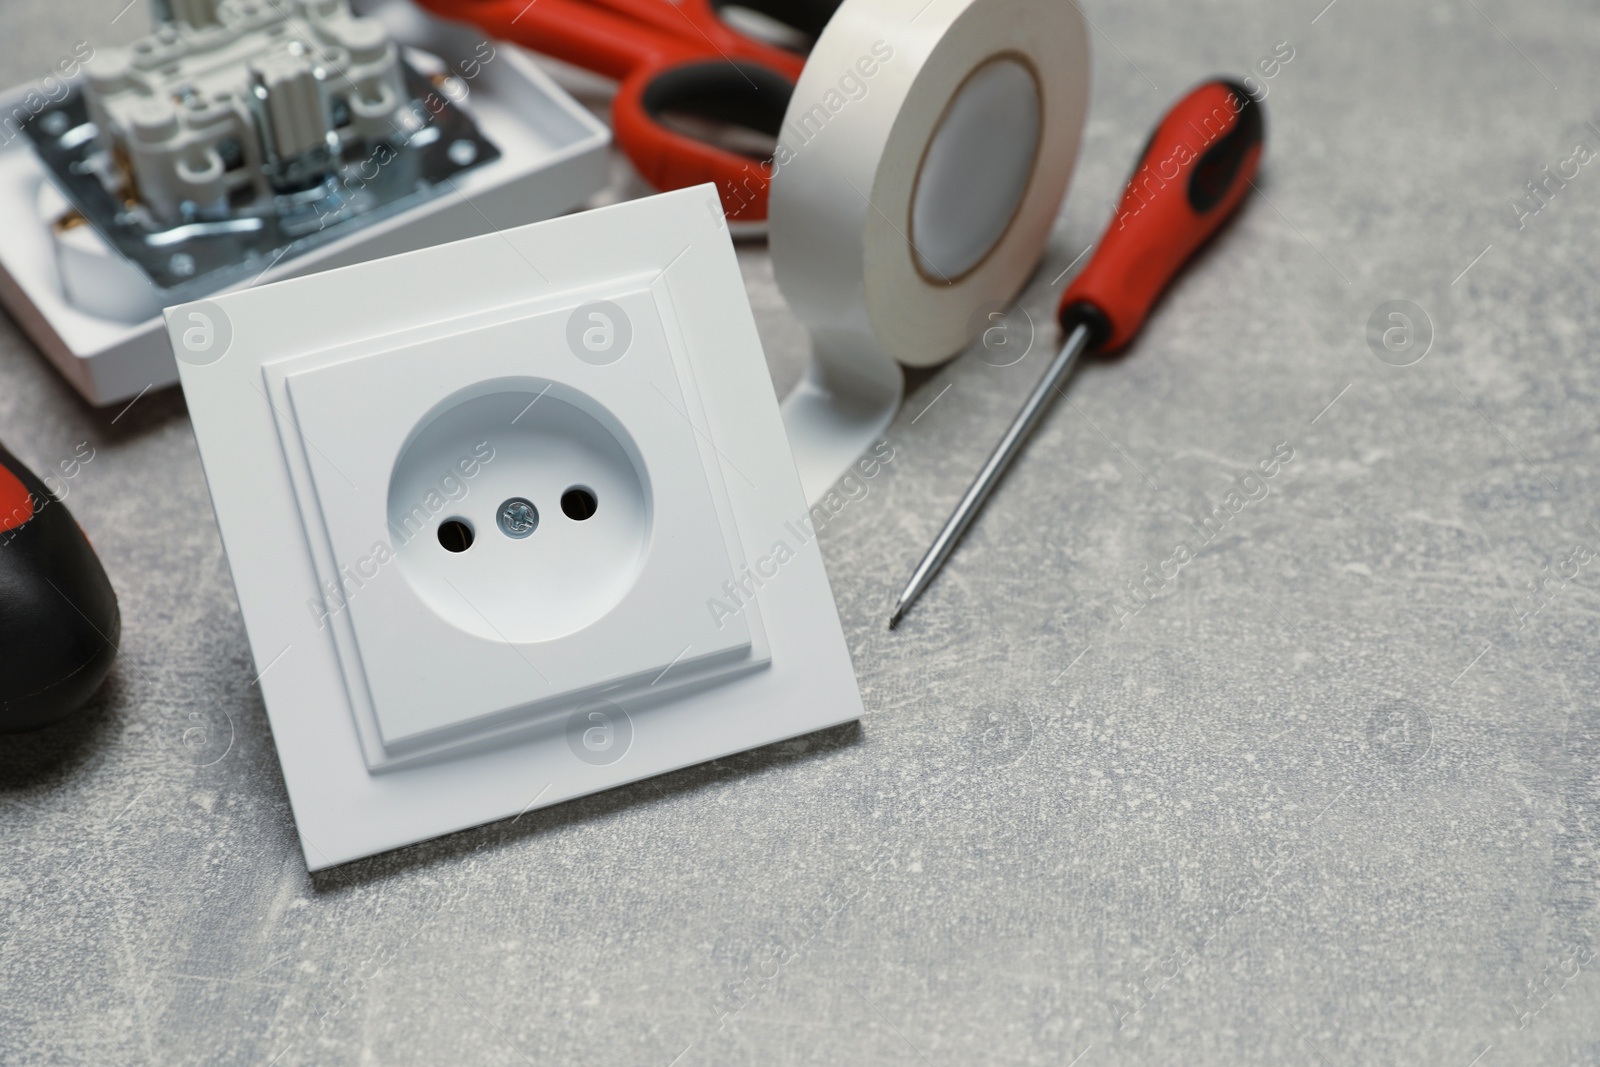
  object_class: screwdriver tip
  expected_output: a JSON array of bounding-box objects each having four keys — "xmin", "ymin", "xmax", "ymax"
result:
[{"xmin": 888, "ymin": 606, "xmax": 904, "ymax": 630}]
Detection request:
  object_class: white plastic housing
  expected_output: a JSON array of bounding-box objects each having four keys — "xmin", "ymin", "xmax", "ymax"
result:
[
  {"xmin": 169, "ymin": 186, "xmax": 863, "ymax": 868},
  {"xmin": 0, "ymin": 0, "xmax": 609, "ymax": 405}
]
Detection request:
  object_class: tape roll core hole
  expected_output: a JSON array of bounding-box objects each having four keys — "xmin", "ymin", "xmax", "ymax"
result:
[{"xmin": 910, "ymin": 57, "xmax": 1043, "ymax": 283}]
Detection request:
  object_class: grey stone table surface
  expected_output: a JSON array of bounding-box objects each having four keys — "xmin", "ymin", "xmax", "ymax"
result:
[{"xmin": 3, "ymin": 0, "xmax": 1599, "ymax": 1064}]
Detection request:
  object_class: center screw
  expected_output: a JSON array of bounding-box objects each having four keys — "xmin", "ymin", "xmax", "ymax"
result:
[{"xmin": 497, "ymin": 497, "xmax": 539, "ymax": 538}]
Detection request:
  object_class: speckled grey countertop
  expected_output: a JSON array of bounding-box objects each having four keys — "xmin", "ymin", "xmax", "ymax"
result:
[{"xmin": 3, "ymin": 0, "xmax": 1599, "ymax": 1064}]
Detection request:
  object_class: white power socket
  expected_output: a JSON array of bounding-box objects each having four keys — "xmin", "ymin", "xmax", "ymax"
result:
[
  {"xmin": 275, "ymin": 279, "xmax": 769, "ymax": 768},
  {"xmin": 170, "ymin": 185, "xmax": 862, "ymax": 868}
]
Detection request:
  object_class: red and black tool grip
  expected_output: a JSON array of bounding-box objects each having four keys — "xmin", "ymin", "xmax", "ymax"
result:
[
  {"xmin": 0, "ymin": 443, "xmax": 119, "ymax": 732},
  {"xmin": 1059, "ymin": 79, "xmax": 1264, "ymax": 353}
]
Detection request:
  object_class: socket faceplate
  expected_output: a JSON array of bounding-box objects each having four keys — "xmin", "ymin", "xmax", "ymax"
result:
[
  {"xmin": 170, "ymin": 186, "xmax": 863, "ymax": 868},
  {"xmin": 275, "ymin": 282, "xmax": 760, "ymax": 758}
]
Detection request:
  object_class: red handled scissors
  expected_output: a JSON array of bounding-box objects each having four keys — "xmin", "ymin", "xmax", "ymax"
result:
[{"xmin": 420, "ymin": 0, "xmax": 834, "ymax": 221}]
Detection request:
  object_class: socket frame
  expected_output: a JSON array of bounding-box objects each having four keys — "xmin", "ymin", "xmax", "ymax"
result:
[{"xmin": 169, "ymin": 185, "xmax": 864, "ymax": 869}]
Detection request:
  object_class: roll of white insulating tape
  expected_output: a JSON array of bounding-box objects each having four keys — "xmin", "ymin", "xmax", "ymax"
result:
[{"xmin": 770, "ymin": 0, "xmax": 1088, "ymax": 504}]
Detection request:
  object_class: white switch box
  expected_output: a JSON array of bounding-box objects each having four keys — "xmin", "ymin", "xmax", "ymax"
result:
[
  {"xmin": 170, "ymin": 185, "xmax": 863, "ymax": 869},
  {"xmin": 0, "ymin": 0, "xmax": 609, "ymax": 405}
]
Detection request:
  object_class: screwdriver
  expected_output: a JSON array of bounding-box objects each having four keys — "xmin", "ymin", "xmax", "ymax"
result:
[{"xmin": 888, "ymin": 79, "xmax": 1265, "ymax": 629}]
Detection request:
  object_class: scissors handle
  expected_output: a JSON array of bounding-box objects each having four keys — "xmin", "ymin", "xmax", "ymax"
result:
[
  {"xmin": 419, "ymin": 0, "xmax": 807, "ymax": 221},
  {"xmin": 620, "ymin": 0, "xmax": 804, "ymax": 221},
  {"xmin": 583, "ymin": 0, "xmax": 790, "ymax": 59},
  {"xmin": 616, "ymin": 57, "xmax": 796, "ymax": 221},
  {"xmin": 418, "ymin": 0, "xmax": 669, "ymax": 81}
]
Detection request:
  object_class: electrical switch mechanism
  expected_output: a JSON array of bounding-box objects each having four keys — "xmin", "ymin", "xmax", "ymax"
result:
[{"xmin": 22, "ymin": 0, "xmax": 498, "ymax": 307}]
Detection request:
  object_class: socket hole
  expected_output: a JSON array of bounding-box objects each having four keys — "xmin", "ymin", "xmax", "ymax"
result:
[
  {"xmin": 561, "ymin": 486, "xmax": 598, "ymax": 521},
  {"xmin": 437, "ymin": 518, "xmax": 474, "ymax": 553}
]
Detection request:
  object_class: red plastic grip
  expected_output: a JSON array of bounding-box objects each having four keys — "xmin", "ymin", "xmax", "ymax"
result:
[
  {"xmin": 1059, "ymin": 80, "xmax": 1264, "ymax": 352},
  {"xmin": 418, "ymin": 0, "xmax": 804, "ymax": 221},
  {"xmin": 0, "ymin": 460, "xmax": 33, "ymax": 534}
]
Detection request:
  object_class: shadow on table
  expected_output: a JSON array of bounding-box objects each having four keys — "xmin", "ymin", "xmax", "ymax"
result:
[
  {"xmin": 308, "ymin": 718, "xmax": 863, "ymax": 894},
  {"xmin": 0, "ymin": 665, "xmax": 128, "ymax": 790}
]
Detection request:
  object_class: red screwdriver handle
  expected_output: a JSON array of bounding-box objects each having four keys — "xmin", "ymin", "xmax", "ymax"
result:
[{"xmin": 1059, "ymin": 79, "xmax": 1264, "ymax": 353}]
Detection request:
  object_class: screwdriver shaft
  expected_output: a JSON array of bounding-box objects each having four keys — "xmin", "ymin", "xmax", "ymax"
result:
[{"xmin": 888, "ymin": 322, "xmax": 1093, "ymax": 628}]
